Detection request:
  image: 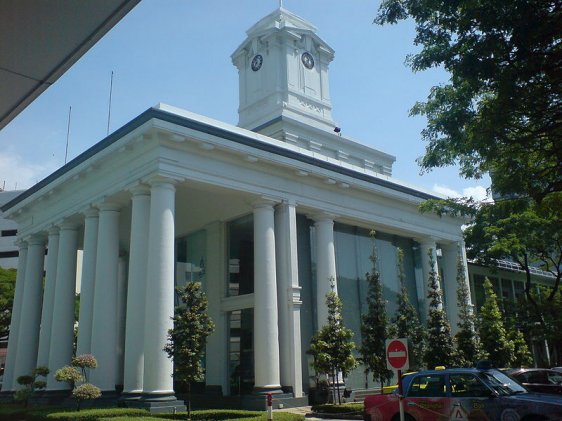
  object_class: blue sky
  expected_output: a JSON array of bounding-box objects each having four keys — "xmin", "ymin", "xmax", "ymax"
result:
[{"xmin": 0, "ymin": 0, "xmax": 489, "ymax": 199}]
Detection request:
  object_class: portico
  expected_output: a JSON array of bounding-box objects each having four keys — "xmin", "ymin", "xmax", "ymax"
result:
[{"xmin": 0, "ymin": 6, "xmax": 470, "ymax": 410}]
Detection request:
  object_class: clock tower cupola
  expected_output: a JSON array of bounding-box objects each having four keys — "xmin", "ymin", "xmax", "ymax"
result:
[{"xmin": 232, "ymin": 7, "xmax": 336, "ymax": 138}]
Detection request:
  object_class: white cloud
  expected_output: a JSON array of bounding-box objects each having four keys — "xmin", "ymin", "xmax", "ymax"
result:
[
  {"xmin": 432, "ymin": 184, "xmax": 489, "ymax": 202},
  {"xmin": 0, "ymin": 150, "xmax": 59, "ymax": 191}
]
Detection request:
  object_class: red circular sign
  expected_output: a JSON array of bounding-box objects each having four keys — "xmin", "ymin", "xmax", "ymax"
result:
[{"xmin": 387, "ymin": 339, "xmax": 408, "ymax": 369}]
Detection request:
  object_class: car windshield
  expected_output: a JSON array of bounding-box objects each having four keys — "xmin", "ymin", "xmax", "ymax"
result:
[{"xmin": 478, "ymin": 371, "xmax": 528, "ymax": 396}]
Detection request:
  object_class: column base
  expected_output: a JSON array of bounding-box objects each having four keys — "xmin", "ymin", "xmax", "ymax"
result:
[
  {"xmin": 240, "ymin": 390, "xmax": 308, "ymax": 410},
  {"xmin": 253, "ymin": 386, "xmax": 284, "ymax": 395},
  {"xmin": 119, "ymin": 391, "xmax": 143, "ymax": 401},
  {"xmin": 0, "ymin": 390, "xmax": 15, "ymax": 403},
  {"xmin": 122, "ymin": 393, "xmax": 186, "ymax": 414},
  {"xmin": 29, "ymin": 389, "xmax": 72, "ymax": 405}
]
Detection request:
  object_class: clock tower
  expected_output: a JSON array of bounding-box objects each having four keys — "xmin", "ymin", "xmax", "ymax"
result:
[{"xmin": 232, "ymin": 7, "xmax": 336, "ymax": 139}]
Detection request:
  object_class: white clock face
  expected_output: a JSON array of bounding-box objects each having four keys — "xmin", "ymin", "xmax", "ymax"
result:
[
  {"xmin": 251, "ymin": 54, "xmax": 263, "ymax": 71},
  {"xmin": 301, "ymin": 52, "xmax": 314, "ymax": 69}
]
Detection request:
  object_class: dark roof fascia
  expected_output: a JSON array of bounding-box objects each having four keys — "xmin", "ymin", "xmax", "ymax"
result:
[
  {"xmin": 1, "ymin": 107, "xmax": 155, "ymax": 212},
  {"xmin": 2, "ymin": 107, "xmax": 438, "ymax": 212}
]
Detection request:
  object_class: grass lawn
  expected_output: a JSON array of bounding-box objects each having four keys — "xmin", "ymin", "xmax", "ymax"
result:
[{"xmin": 0, "ymin": 406, "xmax": 306, "ymax": 421}]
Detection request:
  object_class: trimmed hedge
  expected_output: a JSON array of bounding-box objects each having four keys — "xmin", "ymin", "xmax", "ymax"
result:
[
  {"xmin": 35, "ymin": 408, "xmax": 149, "ymax": 420},
  {"xmin": 0, "ymin": 406, "xmax": 305, "ymax": 421}
]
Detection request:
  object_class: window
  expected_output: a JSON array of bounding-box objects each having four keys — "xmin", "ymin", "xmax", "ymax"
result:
[
  {"xmin": 227, "ymin": 215, "xmax": 254, "ymax": 296},
  {"xmin": 450, "ymin": 373, "xmax": 490, "ymax": 397},
  {"xmin": 521, "ymin": 371, "xmax": 546, "ymax": 384},
  {"xmin": 1, "ymin": 229, "xmax": 16, "ymax": 237},
  {"xmin": 408, "ymin": 374, "xmax": 446, "ymax": 397},
  {"xmin": 547, "ymin": 371, "xmax": 562, "ymax": 385}
]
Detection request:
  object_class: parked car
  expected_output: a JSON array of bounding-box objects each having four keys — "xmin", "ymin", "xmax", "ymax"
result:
[
  {"xmin": 553, "ymin": 367, "xmax": 562, "ymax": 374},
  {"xmin": 364, "ymin": 367, "xmax": 562, "ymax": 421},
  {"xmin": 506, "ymin": 368, "xmax": 562, "ymax": 395}
]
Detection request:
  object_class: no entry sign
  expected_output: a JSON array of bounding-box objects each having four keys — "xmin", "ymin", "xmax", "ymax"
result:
[{"xmin": 386, "ymin": 338, "xmax": 409, "ymax": 371}]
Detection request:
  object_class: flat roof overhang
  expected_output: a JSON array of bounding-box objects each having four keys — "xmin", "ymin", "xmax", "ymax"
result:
[
  {"xmin": 0, "ymin": 0, "xmax": 140, "ymax": 130},
  {"xmin": 1, "ymin": 106, "xmax": 440, "ymax": 213}
]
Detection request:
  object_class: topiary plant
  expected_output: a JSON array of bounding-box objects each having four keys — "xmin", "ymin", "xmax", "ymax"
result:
[
  {"xmin": 72, "ymin": 383, "xmax": 102, "ymax": 411},
  {"xmin": 14, "ymin": 366, "xmax": 49, "ymax": 406}
]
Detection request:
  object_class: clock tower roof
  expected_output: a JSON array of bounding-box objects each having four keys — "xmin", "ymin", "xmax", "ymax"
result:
[
  {"xmin": 231, "ymin": 7, "xmax": 396, "ymax": 176},
  {"xmin": 232, "ymin": 8, "xmax": 333, "ymax": 62}
]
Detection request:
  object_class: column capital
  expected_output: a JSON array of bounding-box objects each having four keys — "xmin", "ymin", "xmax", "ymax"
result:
[
  {"xmin": 82, "ymin": 207, "xmax": 99, "ymax": 219},
  {"xmin": 129, "ymin": 183, "xmax": 151, "ymax": 196},
  {"xmin": 144, "ymin": 174, "xmax": 179, "ymax": 189},
  {"xmin": 25, "ymin": 233, "xmax": 46, "ymax": 246},
  {"xmin": 275, "ymin": 198, "xmax": 297, "ymax": 208},
  {"xmin": 440, "ymin": 240, "xmax": 462, "ymax": 252},
  {"xmin": 253, "ymin": 198, "xmax": 278, "ymax": 210},
  {"xmin": 97, "ymin": 202, "xmax": 121, "ymax": 212},
  {"xmin": 58, "ymin": 221, "xmax": 80, "ymax": 231},
  {"xmin": 47, "ymin": 226, "xmax": 60, "ymax": 236},
  {"xmin": 311, "ymin": 211, "xmax": 337, "ymax": 223},
  {"xmin": 15, "ymin": 239, "xmax": 28, "ymax": 249}
]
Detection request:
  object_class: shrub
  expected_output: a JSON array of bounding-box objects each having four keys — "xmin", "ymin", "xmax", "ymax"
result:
[
  {"xmin": 73, "ymin": 383, "xmax": 101, "ymax": 402},
  {"xmin": 42, "ymin": 407, "xmax": 149, "ymax": 420},
  {"xmin": 72, "ymin": 355, "xmax": 98, "ymax": 369},
  {"xmin": 55, "ymin": 366, "xmax": 83, "ymax": 387}
]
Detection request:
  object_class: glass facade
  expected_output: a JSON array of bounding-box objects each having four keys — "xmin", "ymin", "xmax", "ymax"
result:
[
  {"xmin": 174, "ymin": 229, "xmax": 208, "ymax": 386},
  {"xmin": 228, "ymin": 308, "xmax": 254, "ymax": 395},
  {"xmin": 332, "ymin": 224, "xmax": 419, "ymax": 389},
  {"xmin": 227, "ymin": 215, "xmax": 254, "ymax": 296},
  {"xmin": 176, "ymin": 229, "xmax": 207, "ymax": 294}
]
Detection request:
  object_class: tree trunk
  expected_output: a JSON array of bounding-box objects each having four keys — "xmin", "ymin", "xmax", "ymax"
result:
[
  {"xmin": 335, "ymin": 371, "xmax": 341, "ymax": 405},
  {"xmin": 187, "ymin": 382, "xmax": 191, "ymax": 420}
]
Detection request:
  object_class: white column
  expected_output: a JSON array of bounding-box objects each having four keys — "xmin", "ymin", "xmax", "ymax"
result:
[
  {"xmin": 13, "ymin": 235, "xmax": 46, "ymax": 382},
  {"xmin": 116, "ymin": 256, "xmax": 127, "ymax": 388},
  {"xmin": 204, "ymin": 222, "xmax": 228, "ymax": 393},
  {"xmin": 253, "ymin": 201, "xmax": 281, "ymax": 391},
  {"xmin": 1, "ymin": 241, "xmax": 28, "ymax": 392},
  {"xmin": 90, "ymin": 203, "xmax": 120, "ymax": 392},
  {"xmin": 143, "ymin": 178, "xmax": 176, "ymax": 397},
  {"xmin": 123, "ymin": 186, "xmax": 150, "ymax": 395},
  {"xmin": 76, "ymin": 208, "xmax": 99, "ymax": 356},
  {"xmin": 37, "ymin": 227, "xmax": 60, "ymax": 368},
  {"xmin": 47, "ymin": 222, "xmax": 78, "ymax": 390},
  {"xmin": 441, "ymin": 242, "xmax": 460, "ymax": 333},
  {"xmin": 418, "ymin": 238, "xmax": 441, "ymax": 314},
  {"xmin": 275, "ymin": 201, "xmax": 303, "ymax": 397},
  {"xmin": 314, "ymin": 215, "xmax": 337, "ymax": 327}
]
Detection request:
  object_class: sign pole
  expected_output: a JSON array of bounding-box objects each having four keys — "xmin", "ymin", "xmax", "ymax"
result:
[
  {"xmin": 397, "ymin": 369, "xmax": 405, "ymax": 421},
  {"xmin": 386, "ymin": 338, "xmax": 409, "ymax": 421}
]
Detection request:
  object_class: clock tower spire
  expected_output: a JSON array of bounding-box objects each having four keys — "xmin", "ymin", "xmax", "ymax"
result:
[{"xmin": 232, "ymin": 8, "xmax": 336, "ymax": 140}]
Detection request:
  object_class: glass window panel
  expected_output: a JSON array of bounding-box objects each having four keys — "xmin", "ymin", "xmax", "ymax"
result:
[
  {"xmin": 408, "ymin": 374, "xmax": 446, "ymax": 397},
  {"xmin": 227, "ymin": 215, "xmax": 254, "ymax": 296},
  {"xmin": 228, "ymin": 309, "xmax": 254, "ymax": 395},
  {"xmin": 450, "ymin": 373, "xmax": 490, "ymax": 397}
]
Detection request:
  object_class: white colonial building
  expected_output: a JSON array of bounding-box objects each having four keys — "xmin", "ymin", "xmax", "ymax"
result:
[{"xmin": 1, "ymin": 7, "xmax": 470, "ymax": 409}]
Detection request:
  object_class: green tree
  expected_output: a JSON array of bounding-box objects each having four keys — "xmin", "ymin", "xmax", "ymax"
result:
[
  {"xmin": 0, "ymin": 267, "xmax": 17, "ymax": 338},
  {"xmin": 309, "ymin": 281, "xmax": 358, "ymax": 404},
  {"xmin": 375, "ymin": 0, "xmax": 561, "ymax": 204},
  {"xmin": 478, "ymin": 279, "xmax": 514, "ymax": 367},
  {"xmin": 389, "ymin": 248, "xmax": 426, "ymax": 371},
  {"xmin": 164, "ymin": 281, "xmax": 215, "ymax": 419},
  {"xmin": 453, "ymin": 246, "xmax": 485, "ymax": 366},
  {"xmin": 423, "ymin": 249, "xmax": 456, "ymax": 368},
  {"xmin": 359, "ymin": 231, "xmax": 393, "ymax": 390},
  {"xmin": 421, "ymin": 195, "xmax": 561, "ymax": 363}
]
